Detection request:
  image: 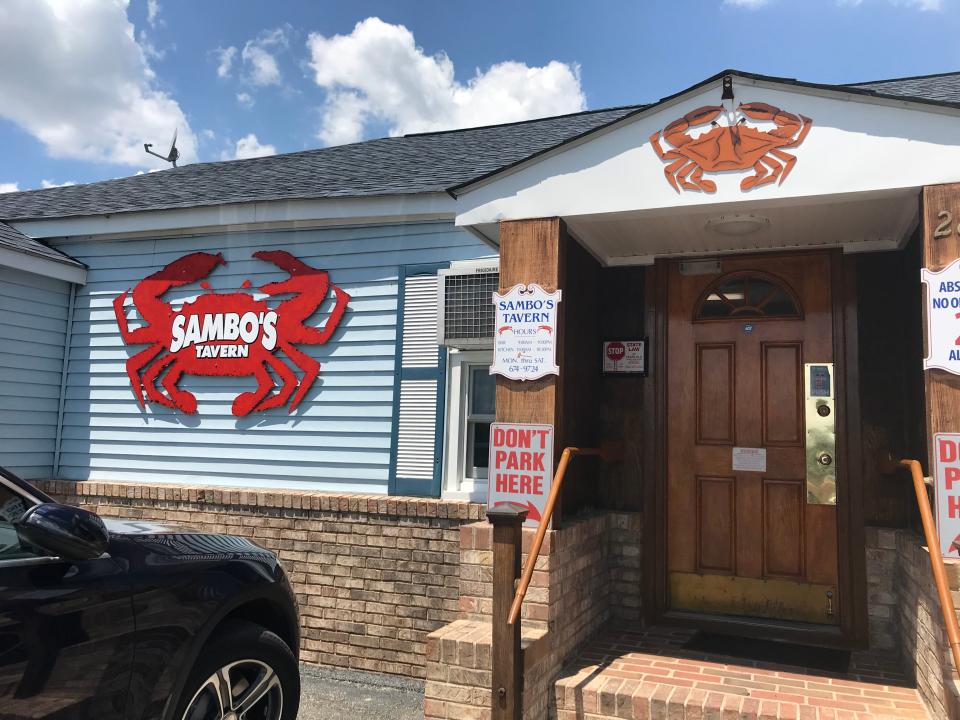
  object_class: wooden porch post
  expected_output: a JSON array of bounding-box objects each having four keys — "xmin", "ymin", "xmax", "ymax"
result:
[
  {"xmin": 495, "ymin": 218, "xmax": 566, "ymax": 426},
  {"xmin": 922, "ymin": 184, "xmax": 960, "ymax": 467},
  {"xmin": 487, "ymin": 503, "xmax": 527, "ymax": 720}
]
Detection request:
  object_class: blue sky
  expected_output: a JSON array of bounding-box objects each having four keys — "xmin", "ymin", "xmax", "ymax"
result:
[{"xmin": 1, "ymin": 0, "xmax": 958, "ymax": 192}]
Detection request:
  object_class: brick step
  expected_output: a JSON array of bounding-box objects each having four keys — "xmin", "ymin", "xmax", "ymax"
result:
[
  {"xmin": 424, "ymin": 619, "xmax": 551, "ymax": 719},
  {"xmin": 553, "ymin": 628, "xmax": 930, "ymax": 720}
]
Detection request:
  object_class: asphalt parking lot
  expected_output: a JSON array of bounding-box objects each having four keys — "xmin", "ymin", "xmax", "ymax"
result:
[{"xmin": 297, "ymin": 665, "xmax": 424, "ymax": 720}]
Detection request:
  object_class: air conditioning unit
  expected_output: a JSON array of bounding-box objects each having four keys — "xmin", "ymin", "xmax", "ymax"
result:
[{"xmin": 437, "ymin": 258, "xmax": 500, "ymax": 348}]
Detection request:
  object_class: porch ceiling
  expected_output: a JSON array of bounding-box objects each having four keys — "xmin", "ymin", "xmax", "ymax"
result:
[
  {"xmin": 566, "ymin": 188, "xmax": 920, "ymax": 266},
  {"xmin": 468, "ymin": 188, "xmax": 919, "ymax": 266}
]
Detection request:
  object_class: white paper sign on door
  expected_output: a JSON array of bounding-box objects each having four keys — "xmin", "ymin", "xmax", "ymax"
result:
[
  {"xmin": 732, "ymin": 447, "xmax": 767, "ymax": 472},
  {"xmin": 922, "ymin": 259, "xmax": 960, "ymax": 374},
  {"xmin": 934, "ymin": 432, "xmax": 960, "ymax": 558},
  {"xmin": 490, "ymin": 283, "xmax": 561, "ymax": 381}
]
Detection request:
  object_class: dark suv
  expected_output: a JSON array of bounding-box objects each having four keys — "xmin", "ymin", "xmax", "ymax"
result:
[{"xmin": 0, "ymin": 467, "xmax": 300, "ymax": 720}]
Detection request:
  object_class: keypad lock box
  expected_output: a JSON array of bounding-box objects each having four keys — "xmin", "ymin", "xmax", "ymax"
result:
[{"xmin": 805, "ymin": 363, "xmax": 836, "ymax": 505}]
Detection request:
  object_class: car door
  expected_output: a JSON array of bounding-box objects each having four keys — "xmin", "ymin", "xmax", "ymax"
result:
[{"xmin": 0, "ymin": 477, "xmax": 136, "ymax": 720}]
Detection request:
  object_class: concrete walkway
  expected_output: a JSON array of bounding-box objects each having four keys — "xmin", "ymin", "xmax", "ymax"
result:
[{"xmin": 297, "ymin": 665, "xmax": 424, "ymax": 720}]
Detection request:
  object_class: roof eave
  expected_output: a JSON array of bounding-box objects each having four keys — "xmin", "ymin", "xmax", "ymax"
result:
[{"xmin": 0, "ymin": 244, "xmax": 86, "ymax": 284}]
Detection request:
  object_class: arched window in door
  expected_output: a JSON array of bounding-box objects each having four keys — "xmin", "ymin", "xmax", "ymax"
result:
[{"xmin": 694, "ymin": 271, "xmax": 802, "ymax": 321}]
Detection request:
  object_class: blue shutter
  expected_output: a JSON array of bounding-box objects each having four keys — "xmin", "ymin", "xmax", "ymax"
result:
[{"xmin": 389, "ymin": 264, "xmax": 447, "ymax": 497}]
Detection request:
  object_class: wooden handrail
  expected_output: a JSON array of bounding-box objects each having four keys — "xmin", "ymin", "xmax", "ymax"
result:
[
  {"xmin": 901, "ymin": 458, "xmax": 960, "ymax": 681},
  {"xmin": 507, "ymin": 446, "xmax": 601, "ymax": 626}
]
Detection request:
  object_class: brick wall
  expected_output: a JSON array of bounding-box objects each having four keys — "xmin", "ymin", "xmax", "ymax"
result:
[
  {"xmin": 865, "ymin": 526, "xmax": 900, "ymax": 652},
  {"xmin": 865, "ymin": 525, "xmax": 960, "ymax": 720},
  {"xmin": 608, "ymin": 512, "xmax": 643, "ymax": 622},
  {"xmin": 426, "ymin": 510, "xmax": 643, "ymax": 719},
  {"xmin": 893, "ymin": 529, "xmax": 960, "ymax": 720},
  {"xmin": 36, "ymin": 480, "xmax": 486, "ymax": 679}
]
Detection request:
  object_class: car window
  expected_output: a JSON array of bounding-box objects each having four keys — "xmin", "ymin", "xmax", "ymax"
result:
[{"xmin": 0, "ymin": 483, "xmax": 39, "ymax": 560}]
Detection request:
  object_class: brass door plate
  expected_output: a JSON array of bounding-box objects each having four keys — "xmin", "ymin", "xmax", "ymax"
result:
[
  {"xmin": 805, "ymin": 363, "xmax": 836, "ymax": 505},
  {"xmin": 669, "ymin": 572, "xmax": 840, "ymax": 625}
]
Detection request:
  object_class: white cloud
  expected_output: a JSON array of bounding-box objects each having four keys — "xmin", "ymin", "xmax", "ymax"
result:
[
  {"xmin": 236, "ymin": 91, "xmax": 255, "ymax": 108},
  {"xmin": 0, "ymin": 183, "xmax": 20, "ymax": 194},
  {"xmin": 146, "ymin": 0, "xmax": 160, "ymax": 27},
  {"xmin": 40, "ymin": 179, "xmax": 76, "ymax": 188},
  {"xmin": 0, "ymin": 0, "xmax": 197, "ymax": 169},
  {"xmin": 306, "ymin": 18, "xmax": 586, "ymax": 145},
  {"xmin": 224, "ymin": 134, "xmax": 277, "ymax": 160},
  {"xmin": 317, "ymin": 91, "xmax": 369, "ymax": 146},
  {"xmin": 138, "ymin": 30, "xmax": 165, "ymax": 60},
  {"xmin": 215, "ymin": 46, "xmax": 237, "ymax": 78},
  {"xmin": 837, "ymin": 0, "xmax": 942, "ymax": 7},
  {"xmin": 723, "ymin": 0, "xmax": 772, "ymax": 6},
  {"xmin": 241, "ymin": 27, "xmax": 288, "ymax": 87},
  {"xmin": 900, "ymin": 0, "xmax": 942, "ymax": 8}
]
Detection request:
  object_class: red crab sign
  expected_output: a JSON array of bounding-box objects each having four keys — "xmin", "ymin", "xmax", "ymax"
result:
[
  {"xmin": 650, "ymin": 102, "xmax": 812, "ymax": 193},
  {"xmin": 113, "ymin": 250, "xmax": 350, "ymax": 417}
]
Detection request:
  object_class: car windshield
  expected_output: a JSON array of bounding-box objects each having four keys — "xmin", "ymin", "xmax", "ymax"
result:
[{"xmin": 0, "ymin": 483, "xmax": 37, "ymax": 560}]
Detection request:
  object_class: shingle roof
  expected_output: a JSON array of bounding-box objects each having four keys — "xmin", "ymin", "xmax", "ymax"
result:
[
  {"xmin": 0, "ymin": 221, "xmax": 82, "ymax": 267},
  {"xmin": 0, "ymin": 69, "xmax": 958, "ymax": 226},
  {"xmin": 846, "ymin": 71, "xmax": 960, "ymax": 105},
  {"xmin": 0, "ymin": 105, "xmax": 642, "ymax": 223}
]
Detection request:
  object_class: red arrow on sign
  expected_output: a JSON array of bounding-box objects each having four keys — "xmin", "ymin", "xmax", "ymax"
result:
[{"xmin": 492, "ymin": 500, "xmax": 541, "ymax": 522}]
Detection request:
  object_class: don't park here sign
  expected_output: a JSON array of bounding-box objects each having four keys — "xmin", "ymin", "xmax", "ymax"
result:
[{"xmin": 487, "ymin": 423, "xmax": 554, "ymax": 528}]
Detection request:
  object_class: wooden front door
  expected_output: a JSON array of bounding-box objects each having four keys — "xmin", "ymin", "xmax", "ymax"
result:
[{"xmin": 666, "ymin": 252, "xmax": 839, "ymax": 625}]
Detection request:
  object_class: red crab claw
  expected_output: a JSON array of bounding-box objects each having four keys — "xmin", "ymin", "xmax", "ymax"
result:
[
  {"xmin": 253, "ymin": 250, "xmax": 351, "ymax": 413},
  {"xmin": 737, "ymin": 102, "xmax": 809, "ymax": 133},
  {"xmin": 117, "ymin": 251, "xmax": 226, "ymax": 313},
  {"xmin": 144, "ymin": 251, "xmax": 226, "ymax": 285},
  {"xmin": 737, "ymin": 102, "xmax": 786, "ymax": 122},
  {"xmin": 253, "ymin": 250, "xmax": 329, "ymax": 296},
  {"xmin": 114, "ymin": 251, "xmax": 226, "ymax": 408}
]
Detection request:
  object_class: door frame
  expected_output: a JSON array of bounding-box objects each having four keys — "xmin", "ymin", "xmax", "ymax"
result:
[{"xmin": 642, "ymin": 249, "xmax": 868, "ymax": 648}]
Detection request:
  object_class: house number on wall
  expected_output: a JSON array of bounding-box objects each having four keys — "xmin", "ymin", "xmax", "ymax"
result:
[{"xmin": 935, "ymin": 210, "xmax": 960, "ymax": 239}]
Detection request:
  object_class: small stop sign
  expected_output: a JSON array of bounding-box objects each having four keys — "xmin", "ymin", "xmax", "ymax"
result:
[{"xmin": 606, "ymin": 342, "xmax": 625, "ymax": 364}]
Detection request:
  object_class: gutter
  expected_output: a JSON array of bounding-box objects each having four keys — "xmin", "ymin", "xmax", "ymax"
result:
[{"xmin": 52, "ymin": 282, "xmax": 77, "ymax": 479}]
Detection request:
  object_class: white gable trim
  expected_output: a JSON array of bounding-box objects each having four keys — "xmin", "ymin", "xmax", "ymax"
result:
[
  {"xmin": 452, "ymin": 74, "xmax": 960, "ymax": 200},
  {"xmin": 0, "ymin": 245, "xmax": 86, "ymax": 284},
  {"xmin": 453, "ymin": 77, "xmax": 960, "ymax": 237}
]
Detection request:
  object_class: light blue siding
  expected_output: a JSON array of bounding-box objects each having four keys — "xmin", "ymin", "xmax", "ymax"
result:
[
  {"xmin": 50, "ymin": 221, "xmax": 490, "ymax": 491},
  {"xmin": 0, "ymin": 267, "xmax": 71, "ymax": 479}
]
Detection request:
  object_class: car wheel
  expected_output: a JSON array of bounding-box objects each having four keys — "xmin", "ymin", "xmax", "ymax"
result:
[{"xmin": 175, "ymin": 619, "xmax": 299, "ymax": 720}]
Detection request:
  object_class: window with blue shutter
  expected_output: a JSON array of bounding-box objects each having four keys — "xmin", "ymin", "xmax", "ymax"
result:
[{"xmin": 388, "ymin": 264, "xmax": 447, "ymax": 497}]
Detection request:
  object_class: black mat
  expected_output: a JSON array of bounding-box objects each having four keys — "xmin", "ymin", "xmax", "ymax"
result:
[{"xmin": 682, "ymin": 632, "xmax": 851, "ymax": 673}]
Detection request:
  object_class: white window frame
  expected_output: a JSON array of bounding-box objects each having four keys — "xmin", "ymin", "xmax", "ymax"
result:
[{"xmin": 442, "ymin": 349, "xmax": 494, "ymax": 501}]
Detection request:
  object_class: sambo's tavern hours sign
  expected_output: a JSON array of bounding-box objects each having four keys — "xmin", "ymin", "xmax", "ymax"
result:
[
  {"xmin": 922, "ymin": 258, "xmax": 960, "ymax": 374},
  {"xmin": 114, "ymin": 250, "xmax": 350, "ymax": 417},
  {"xmin": 490, "ymin": 283, "xmax": 561, "ymax": 381}
]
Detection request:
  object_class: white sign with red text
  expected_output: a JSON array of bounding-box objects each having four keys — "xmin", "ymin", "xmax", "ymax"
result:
[
  {"xmin": 487, "ymin": 423, "xmax": 554, "ymax": 528},
  {"xmin": 490, "ymin": 284, "xmax": 561, "ymax": 381},
  {"xmin": 935, "ymin": 433, "xmax": 960, "ymax": 558},
  {"xmin": 922, "ymin": 259, "xmax": 960, "ymax": 375},
  {"xmin": 603, "ymin": 340, "xmax": 646, "ymax": 374}
]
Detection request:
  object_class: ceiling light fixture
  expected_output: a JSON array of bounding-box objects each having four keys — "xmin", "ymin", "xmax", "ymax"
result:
[{"xmin": 705, "ymin": 214, "xmax": 771, "ymax": 237}]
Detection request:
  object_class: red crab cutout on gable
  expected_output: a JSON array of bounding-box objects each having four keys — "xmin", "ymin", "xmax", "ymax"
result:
[
  {"xmin": 649, "ymin": 102, "xmax": 813, "ymax": 193},
  {"xmin": 113, "ymin": 250, "xmax": 350, "ymax": 417}
]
